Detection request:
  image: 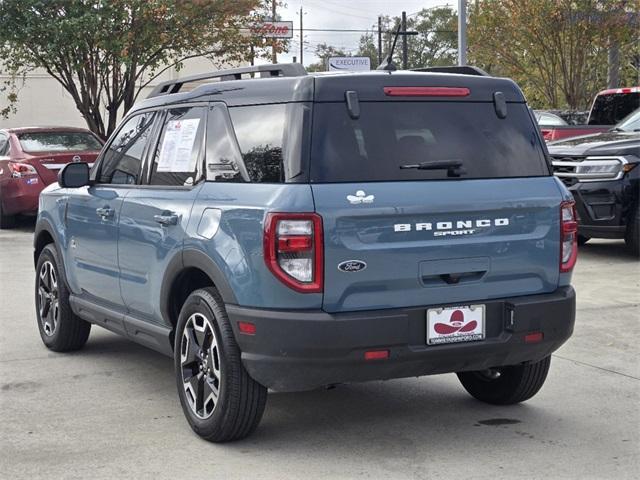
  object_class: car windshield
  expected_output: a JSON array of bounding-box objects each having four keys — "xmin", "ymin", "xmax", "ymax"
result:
[
  {"xmin": 18, "ymin": 132, "xmax": 103, "ymax": 153},
  {"xmin": 615, "ymin": 108, "xmax": 640, "ymax": 132}
]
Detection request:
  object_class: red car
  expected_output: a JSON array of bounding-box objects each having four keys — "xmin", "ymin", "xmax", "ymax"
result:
[{"xmin": 0, "ymin": 126, "xmax": 103, "ymax": 228}]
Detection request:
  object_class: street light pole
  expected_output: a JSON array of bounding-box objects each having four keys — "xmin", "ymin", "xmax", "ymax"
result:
[
  {"xmin": 458, "ymin": 0, "xmax": 467, "ymax": 66},
  {"xmin": 299, "ymin": 7, "xmax": 304, "ymax": 65},
  {"xmin": 271, "ymin": 0, "xmax": 277, "ymax": 64}
]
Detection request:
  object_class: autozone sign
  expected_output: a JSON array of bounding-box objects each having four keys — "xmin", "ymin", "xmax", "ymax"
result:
[{"xmin": 250, "ymin": 21, "xmax": 293, "ymax": 38}]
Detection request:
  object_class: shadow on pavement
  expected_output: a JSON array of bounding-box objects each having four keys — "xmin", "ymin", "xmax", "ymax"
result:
[
  {"xmin": 578, "ymin": 239, "xmax": 636, "ymax": 261},
  {"xmin": 12, "ymin": 215, "xmax": 37, "ymax": 233},
  {"xmin": 72, "ymin": 332, "xmax": 552, "ymax": 454}
]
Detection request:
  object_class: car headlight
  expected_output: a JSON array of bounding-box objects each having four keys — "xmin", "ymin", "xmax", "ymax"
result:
[{"xmin": 576, "ymin": 157, "xmax": 631, "ymax": 181}]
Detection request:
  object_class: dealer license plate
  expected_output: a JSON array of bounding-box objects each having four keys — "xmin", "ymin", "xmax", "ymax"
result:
[{"xmin": 426, "ymin": 305, "xmax": 485, "ymax": 345}]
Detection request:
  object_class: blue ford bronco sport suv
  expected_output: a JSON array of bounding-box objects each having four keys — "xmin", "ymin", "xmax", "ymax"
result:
[{"xmin": 34, "ymin": 63, "xmax": 577, "ymax": 442}]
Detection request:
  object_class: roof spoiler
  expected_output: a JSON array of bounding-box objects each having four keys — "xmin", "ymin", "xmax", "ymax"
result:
[
  {"xmin": 147, "ymin": 63, "xmax": 307, "ymax": 98},
  {"xmin": 412, "ymin": 66, "xmax": 489, "ymax": 77}
]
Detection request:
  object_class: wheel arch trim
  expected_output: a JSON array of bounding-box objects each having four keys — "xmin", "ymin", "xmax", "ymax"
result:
[
  {"xmin": 34, "ymin": 218, "xmax": 60, "ymax": 266},
  {"xmin": 160, "ymin": 248, "xmax": 238, "ymax": 328}
]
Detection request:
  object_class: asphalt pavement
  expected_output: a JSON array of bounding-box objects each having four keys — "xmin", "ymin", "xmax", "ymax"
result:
[{"xmin": 1, "ymin": 217, "xmax": 638, "ymax": 479}]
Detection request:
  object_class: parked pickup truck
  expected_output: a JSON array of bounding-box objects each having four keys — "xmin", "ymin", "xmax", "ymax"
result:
[
  {"xmin": 34, "ymin": 63, "xmax": 577, "ymax": 442},
  {"xmin": 538, "ymin": 86, "xmax": 639, "ymax": 142},
  {"xmin": 549, "ymin": 108, "xmax": 640, "ymax": 256}
]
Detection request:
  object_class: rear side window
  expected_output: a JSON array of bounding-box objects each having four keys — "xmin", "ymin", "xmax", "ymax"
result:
[
  {"xmin": 227, "ymin": 103, "xmax": 308, "ymax": 183},
  {"xmin": 17, "ymin": 132, "xmax": 102, "ymax": 153},
  {"xmin": 310, "ymin": 102, "xmax": 548, "ymax": 182},
  {"xmin": 589, "ymin": 92, "xmax": 640, "ymax": 125},
  {"xmin": 229, "ymin": 104, "xmax": 286, "ymax": 183}
]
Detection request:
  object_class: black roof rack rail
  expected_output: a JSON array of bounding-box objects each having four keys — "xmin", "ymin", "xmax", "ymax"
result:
[
  {"xmin": 147, "ymin": 63, "xmax": 307, "ymax": 98},
  {"xmin": 412, "ymin": 65, "xmax": 489, "ymax": 76}
]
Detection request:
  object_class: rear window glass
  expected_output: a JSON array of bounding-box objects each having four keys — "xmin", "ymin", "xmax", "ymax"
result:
[
  {"xmin": 588, "ymin": 92, "xmax": 640, "ymax": 125},
  {"xmin": 18, "ymin": 132, "xmax": 102, "ymax": 153},
  {"xmin": 310, "ymin": 102, "xmax": 548, "ymax": 182}
]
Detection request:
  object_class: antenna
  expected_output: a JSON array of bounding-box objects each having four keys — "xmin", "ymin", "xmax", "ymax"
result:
[{"xmin": 376, "ymin": 23, "xmax": 402, "ymax": 72}]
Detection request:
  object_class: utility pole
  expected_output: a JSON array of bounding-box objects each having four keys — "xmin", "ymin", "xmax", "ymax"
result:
[
  {"xmin": 377, "ymin": 17, "xmax": 383, "ymax": 65},
  {"xmin": 458, "ymin": 0, "xmax": 467, "ymax": 66},
  {"xmin": 401, "ymin": 11, "xmax": 408, "ymax": 69},
  {"xmin": 607, "ymin": 38, "xmax": 620, "ymax": 89},
  {"xmin": 271, "ymin": 0, "xmax": 277, "ymax": 64},
  {"xmin": 299, "ymin": 7, "xmax": 304, "ymax": 65}
]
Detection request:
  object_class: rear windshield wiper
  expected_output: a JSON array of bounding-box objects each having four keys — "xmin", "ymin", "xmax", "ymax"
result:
[{"xmin": 400, "ymin": 160, "xmax": 466, "ymax": 177}]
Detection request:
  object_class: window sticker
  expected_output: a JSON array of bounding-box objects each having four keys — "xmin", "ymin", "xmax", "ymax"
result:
[{"xmin": 157, "ymin": 118, "xmax": 200, "ymax": 172}]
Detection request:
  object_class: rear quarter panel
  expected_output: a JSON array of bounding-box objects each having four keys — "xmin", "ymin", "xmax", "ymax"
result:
[{"xmin": 185, "ymin": 183, "xmax": 321, "ymax": 309}]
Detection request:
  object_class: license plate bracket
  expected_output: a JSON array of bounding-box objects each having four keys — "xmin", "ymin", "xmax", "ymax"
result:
[{"xmin": 426, "ymin": 305, "xmax": 485, "ymax": 345}]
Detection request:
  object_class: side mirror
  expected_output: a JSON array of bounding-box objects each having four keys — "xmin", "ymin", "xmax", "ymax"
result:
[{"xmin": 58, "ymin": 162, "xmax": 90, "ymax": 188}]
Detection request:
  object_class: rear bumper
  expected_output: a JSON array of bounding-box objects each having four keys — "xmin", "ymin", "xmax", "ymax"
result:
[
  {"xmin": 228, "ymin": 286, "xmax": 576, "ymax": 392},
  {"xmin": 0, "ymin": 177, "xmax": 43, "ymax": 215}
]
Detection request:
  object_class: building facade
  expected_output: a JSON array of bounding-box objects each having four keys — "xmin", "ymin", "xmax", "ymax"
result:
[{"xmin": 1, "ymin": 56, "xmax": 241, "ymax": 131}]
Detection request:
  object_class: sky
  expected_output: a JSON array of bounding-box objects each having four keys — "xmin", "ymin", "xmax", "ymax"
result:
[{"xmin": 262, "ymin": 0, "xmax": 457, "ymax": 67}]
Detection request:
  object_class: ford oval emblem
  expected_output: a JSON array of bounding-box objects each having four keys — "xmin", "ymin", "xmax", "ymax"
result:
[{"xmin": 338, "ymin": 260, "xmax": 367, "ymax": 273}]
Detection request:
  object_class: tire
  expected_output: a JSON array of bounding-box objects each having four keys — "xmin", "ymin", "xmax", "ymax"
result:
[
  {"xmin": 0, "ymin": 203, "xmax": 16, "ymax": 229},
  {"xmin": 457, "ymin": 356, "xmax": 551, "ymax": 405},
  {"xmin": 577, "ymin": 235, "xmax": 590, "ymax": 246},
  {"xmin": 35, "ymin": 244, "xmax": 91, "ymax": 351},
  {"xmin": 624, "ymin": 204, "xmax": 639, "ymax": 258},
  {"xmin": 174, "ymin": 287, "xmax": 267, "ymax": 442}
]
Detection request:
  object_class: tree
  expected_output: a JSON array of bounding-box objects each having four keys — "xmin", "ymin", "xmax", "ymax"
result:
[
  {"xmin": 404, "ymin": 7, "xmax": 458, "ymax": 68},
  {"xmin": 306, "ymin": 43, "xmax": 348, "ymax": 72},
  {"xmin": 357, "ymin": 33, "xmax": 380, "ymax": 69},
  {"xmin": 356, "ymin": 8, "xmax": 458, "ymax": 70},
  {"xmin": 0, "ymin": 0, "xmax": 260, "ymax": 138},
  {"xmin": 468, "ymin": 0, "xmax": 638, "ymax": 110}
]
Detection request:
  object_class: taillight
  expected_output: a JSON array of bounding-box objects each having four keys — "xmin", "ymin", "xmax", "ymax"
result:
[
  {"xmin": 560, "ymin": 201, "xmax": 578, "ymax": 272},
  {"xmin": 383, "ymin": 86, "xmax": 470, "ymax": 97},
  {"xmin": 264, "ymin": 213, "xmax": 323, "ymax": 293},
  {"xmin": 8, "ymin": 162, "xmax": 38, "ymax": 178}
]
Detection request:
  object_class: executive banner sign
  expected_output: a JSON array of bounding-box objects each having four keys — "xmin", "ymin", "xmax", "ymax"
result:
[{"xmin": 328, "ymin": 57, "xmax": 371, "ymax": 71}]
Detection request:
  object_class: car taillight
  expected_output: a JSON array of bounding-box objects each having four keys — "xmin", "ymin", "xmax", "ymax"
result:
[
  {"xmin": 264, "ymin": 213, "xmax": 323, "ymax": 293},
  {"xmin": 560, "ymin": 200, "xmax": 578, "ymax": 272},
  {"xmin": 8, "ymin": 162, "xmax": 38, "ymax": 178}
]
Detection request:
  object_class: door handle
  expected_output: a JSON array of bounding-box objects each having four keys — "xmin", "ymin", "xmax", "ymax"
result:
[
  {"xmin": 154, "ymin": 213, "xmax": 179, "ymax": 226},
  {"xmin": 96, "ymin": 206, "xmax": 115, "ymax": 220}
]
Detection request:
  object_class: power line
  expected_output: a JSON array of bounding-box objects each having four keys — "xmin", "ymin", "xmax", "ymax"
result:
[
  {"xmin": 296, "ymin": 27, "xmax": 454, "ymax": 33},
  {"xmin": 304, "ymin": 0, "xmax": 378, "ymax": 21}
]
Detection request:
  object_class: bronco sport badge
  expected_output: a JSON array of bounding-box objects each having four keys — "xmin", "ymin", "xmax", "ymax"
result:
[{"xmin": 393, "ymin": 218, "xmax": 509, "ymax": 237}]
